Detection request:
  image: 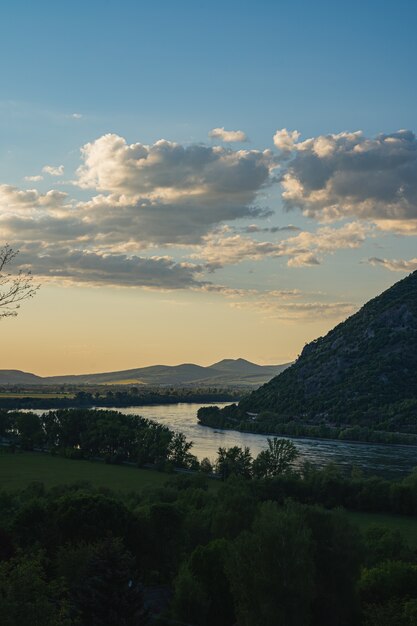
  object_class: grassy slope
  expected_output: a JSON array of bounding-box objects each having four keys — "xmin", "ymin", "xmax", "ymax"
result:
[
  {"xmin": 0, "ymin": 450, "xmax": 169, "ymax": 492},
  {"xmin": 345, "ymin": 510, "xmax": 417, "ymax": 548}
]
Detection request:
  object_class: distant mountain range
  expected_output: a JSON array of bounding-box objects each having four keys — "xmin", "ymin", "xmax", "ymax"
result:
[{"xmin": 0, "ymin": 358, "xmax": 291, "ymax": 388}]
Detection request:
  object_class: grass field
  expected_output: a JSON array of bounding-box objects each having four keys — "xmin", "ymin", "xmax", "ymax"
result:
[
  {"xmin": 0, "ymin": 450, "xmax": 169, "ymax": 492},
  {"xmin": 346, "ymin": 510, "xmax": 417, "ymax": 548}
]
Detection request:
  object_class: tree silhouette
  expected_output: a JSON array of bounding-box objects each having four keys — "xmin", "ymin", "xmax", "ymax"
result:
[{"xmin": 0, "ymin": 245, "xmax": 39, "ymax": 318}]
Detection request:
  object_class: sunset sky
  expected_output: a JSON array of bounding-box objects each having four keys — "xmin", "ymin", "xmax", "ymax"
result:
[{"xmin": 1, "ymin": 0, "xmax": 417, "ymax": 375}]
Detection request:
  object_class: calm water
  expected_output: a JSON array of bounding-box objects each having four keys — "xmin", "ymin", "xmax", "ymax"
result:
[{"xmin": 99, "ymin": 403, "xmax": 417, "ymax": 478}]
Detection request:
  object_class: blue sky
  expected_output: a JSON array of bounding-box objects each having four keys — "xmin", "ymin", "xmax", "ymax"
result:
[{"xmin": 1, "ymin": 0, "xmax": 416, "ymax": 374}]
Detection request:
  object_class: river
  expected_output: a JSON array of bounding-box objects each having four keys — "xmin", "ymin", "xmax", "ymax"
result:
[{"xmin": 98, "ymin": 403, "xmax": 417, "ymax": 478}]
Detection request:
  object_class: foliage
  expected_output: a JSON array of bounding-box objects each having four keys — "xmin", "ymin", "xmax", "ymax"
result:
[
  {"xmin": 226, "ymin": 501, "xmax": 315, "ymax": 626},
  {"xmin": 215, "ymin": 445, "xmax": 253, "ymax": 479},
  {"xmin": 252, "ymin": 437, "xmax": 298, "ymax": 478},
  {"xmin": 0, "ymin": 552, "xmax": 72, "ymax": 625},
  {"xmin": 0, "ymin": 460, "xmax": 416, "ymax": 625},
  {"xmin": 173, "ymin": 539, "xmax": 234, "ymax": 626},
  {"xmin": 1, "ymin": 408, "xmax": 199, "ymax": 470}
]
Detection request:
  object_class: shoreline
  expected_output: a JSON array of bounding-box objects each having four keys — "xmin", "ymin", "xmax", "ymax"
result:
[{"xmin": 197, "ymin": 420, "xmax": 417, "ymax": 450}]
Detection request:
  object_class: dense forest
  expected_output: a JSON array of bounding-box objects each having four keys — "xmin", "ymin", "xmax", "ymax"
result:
[
  {"xmin": 1, "ymin": 460, "xmax": 417, "ymax": 624},
  {"xmin": 1, "ymin": 409, "xmax": 417, "ymax": 624}
]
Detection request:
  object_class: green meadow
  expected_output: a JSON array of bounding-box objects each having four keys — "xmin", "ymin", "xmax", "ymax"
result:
[
  {"xmin": 346, "ymin": 510, "xmax": 417, "ymax": 549},
  {"xmin": 0, "ymin": 449, "xmax": 169, "ymax": 492}
]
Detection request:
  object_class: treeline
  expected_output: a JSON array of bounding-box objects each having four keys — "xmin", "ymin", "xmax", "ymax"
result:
[
  {"xmin": 198, "ymin": 404, "xmax": 417, "ymax": 445},
  {"xmin": 0, "ymin": 408, "xmax": 302, "ymax": 480},
  {"xmin": 1, "ymin": 467, "xmax": 417, "ymax": 624},
  {"xmin": 0, "ymin": 387, "xmax": 241, "ymax": 410},
  {"xmin": 0, "ymin": 409, "xmax": 199, "ymax": 470}
]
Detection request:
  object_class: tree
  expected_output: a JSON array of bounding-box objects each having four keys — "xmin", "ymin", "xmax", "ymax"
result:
[
  {"xmin": 252, "ymin": 437, "xmax": 298, "ymax": 478},
  {"xmin": 66, "ymin": 538, "xmax": 148, "ymax": 626},
  {"xmin": 216, "ymin": 446, "xmax": 253, "ymax": 480},
  {"xmin": 0, "ymin": 552, "xmax": 72, "ymax": 626},
  {"xmin": 0, "ymin": 245, "xmax": 39, "ymax": 318},
  {"xmin": 226, "ymin": 501, "xmax": 315, "ymax": 626},
  {"xmin": 168, "ymin": 432, "xmax": 195, "ymax": 468},
  {"xmin": 173, "ymin": 539, "xmax": 235, "ymax": 626}
]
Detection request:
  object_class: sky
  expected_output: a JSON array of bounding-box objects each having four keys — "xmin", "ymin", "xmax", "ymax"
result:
[{"xmin": 1, "ymin": 0, "xmax": 417, "ymax": 375}]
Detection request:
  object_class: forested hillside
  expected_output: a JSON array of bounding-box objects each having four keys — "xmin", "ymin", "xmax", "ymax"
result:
[{"xmin": 199, "ymin": 271, "xmax": 417, "ymax": 442}]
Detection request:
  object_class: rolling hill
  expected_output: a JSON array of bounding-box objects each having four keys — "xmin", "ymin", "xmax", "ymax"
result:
[{"xmin": 0, "ymin": 358, "xmax": 291, "ymax": 388}]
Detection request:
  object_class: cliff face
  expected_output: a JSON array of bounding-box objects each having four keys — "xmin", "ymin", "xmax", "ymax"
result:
[{"xmin": 240, "ymin": 271, "xmax": 417, "ymax": 429}]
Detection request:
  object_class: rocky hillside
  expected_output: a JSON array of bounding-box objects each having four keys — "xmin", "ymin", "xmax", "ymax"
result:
[{"xmin": 240, "ymin": 271, "xmax": 417, "ymax": 431}]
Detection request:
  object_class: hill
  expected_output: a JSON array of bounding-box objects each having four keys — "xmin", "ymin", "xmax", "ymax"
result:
[
  {"xmin": 0, "ymin": 359, "xmax": 291, "ymax": 388},
  {"xmin": 199, "ymin": 271, "xmax": 417, "ymax": 443},
  {"xmin": 0, "ymin": 370, "xmax": 44, "ymax": 385}
]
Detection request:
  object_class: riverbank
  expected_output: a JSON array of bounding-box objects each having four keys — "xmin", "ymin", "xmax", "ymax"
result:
[
  {"xmin": 198, "ymin": 419, "xmax": 417, "ymax": 449},
  {"xmin": 197, "ymin": 405, "xmax": 417, "ymax": 446}
]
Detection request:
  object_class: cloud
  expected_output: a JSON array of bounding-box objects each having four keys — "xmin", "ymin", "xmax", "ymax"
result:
[
  {"xmin": 202, "ymin": 284, "xmax": 303, "ymax": 299},
  {"xmin": 287, "ymin": 253, "xmax": 320, "ymax": 268},
  {"xmin": 273, "ymin": 128, "xmax": 301, "ymax": 152},
  {"xmin": 71, "ymin": 113, "xmax": 82, "ymax": 119},
  {"xmin": 74, "ymin": 133, "xmax": 274, "ymax": 244},
  {"xmin": 230, "ymin": 299, "xmax": 356, "ymax": 322},
  {"xmin": 375, "ymin": 220, "xmax": 417, "ymax": 235},
  {"xmin": 13, "ymin": 247, "xmax": 205, "ymax": 289},
  {"xmin": 243, "ymin": 224, "xmax": 301, "ymax": 234},
  {"xmin": 274, "ymin": 129, "xmax": 417, "ymax": 230},
  {"xmin": 76, "ymin": 134, "xmax": 268, "ymax": 197},
  {"xmin": 202, "ymin": 284, "xmax": 351, "ymax": 321},
  {"xmin": 368, "ymin": 257, "xmax": 417, "ymax": 272},
  {"xmin": 42, "ymin": 164, "xmax": 64, "ymax": 176},
  {"xmin": 24, "ymin": 175, "xmax": 44, "ymax": 182},
  {"xmin": 0, "ymin": 129, "xmax": 275, "ymax": 289},
  {"xmin": 198, "ymin": 222, "xmax": 368, "ymax": 269},
  {"xmin": 208, "ymin": 127, "xmax": 248, "ymax": 142},
  {"xmin": 2, "ymin": 129, "xmax": 410, "ymax": 292},
  {"xmin": 0, "ymin": 184, "xmax": 68, "ymax": 214}
]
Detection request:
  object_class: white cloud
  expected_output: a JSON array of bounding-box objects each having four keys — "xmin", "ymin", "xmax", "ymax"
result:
[
  {"xmin": 368, "ymin": 257, "xmax": 417, "ymax": 272},
  {"xmin": 208, "ymin": 127, "xmax": 248, "ymax": 142},
  {"xmin": 275, "ymin": 129, "xmax": 417, "ymax": 229},
  {"xmin": 76, "ymin": 134, "xmax": 269, "ymax": 198},
  {"xmin": 73, "ymin": 133, "xmax": 274, "ymax": 244},
  {"xmin": 375, "ymin": 219, "xmax": 417, "ymax": 235},
  {"xmin": 24, "ymin": 175, "xmax": 44, "ymax": 182},
  {"xmin": 0, "ymin": 184, "xmax": 68, "ymax": 214},
  {"xmin": 273, "ymin": 128, "xmax": 301, "ymax": 152},
  {"xmin": 197, "ymin": 222, "xmax": 368, "ymax": 269},
  {"xmin": 42, "ymin": 164, "xmax": 64, "ymax": 176},
  {"xmin": 287, "ymin": 253, "xmax": 320, "ymax": 268},
  {"xmin": 3, "ymin": 129, "xmax": 415, "ymax": 292},
  {"xmin": 71, "ymin": 113, "xmax": 82, "ymax": 119}
]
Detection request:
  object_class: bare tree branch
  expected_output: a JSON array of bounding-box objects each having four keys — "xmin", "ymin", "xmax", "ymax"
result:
[{"xmin": 0, "ymin": 244, "xmax": 40, "ymax": 318}]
